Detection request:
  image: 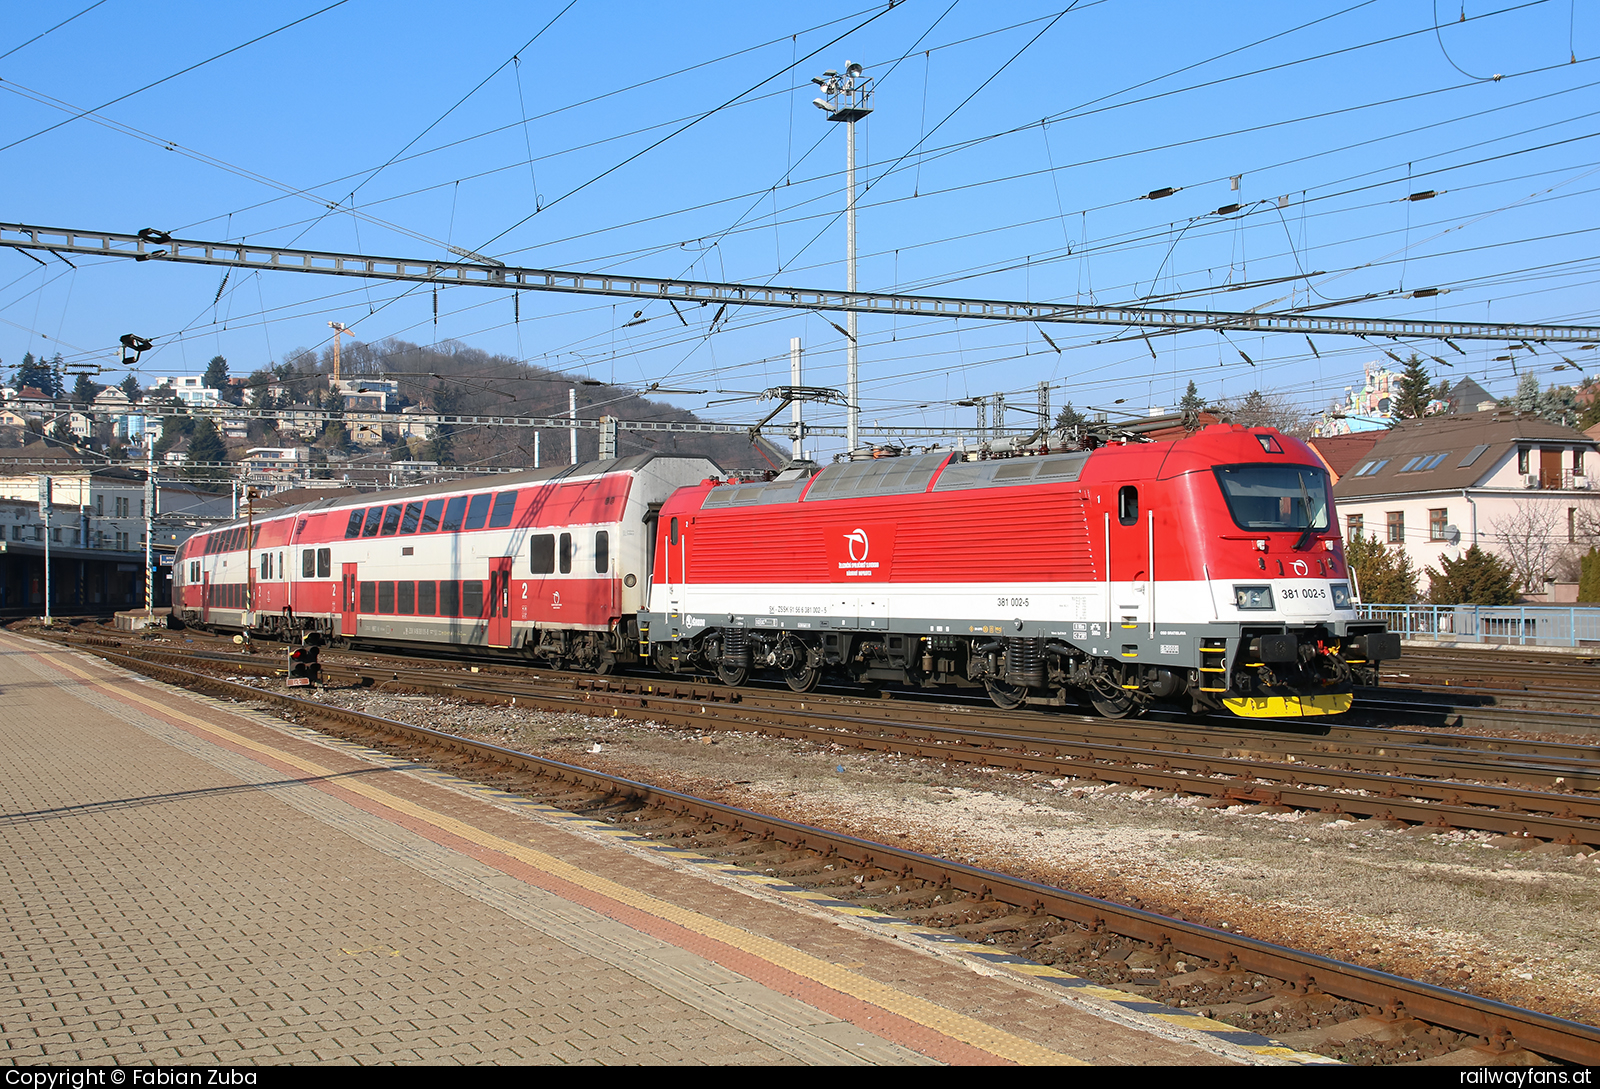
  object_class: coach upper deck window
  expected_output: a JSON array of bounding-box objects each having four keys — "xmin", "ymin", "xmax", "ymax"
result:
[
  {"xmin": 420, "ymin": 499, "xmax": 444, "ymax": 533},
  {"xmin": 345, "ymin": 510, "xmax": 364, "ymax": 539},
  {"xmin": 380, "ymin": 504, "xmax": 403, "ymax": 536},
  {"xmin": 399, "ymin": 503, "xmax": 421, "ymax": 534},
  {"xmin": 488, "ymin": 491, "xmax": 518, "ymax": 529},
  {"xmin": 362, "ymin": 508, "xmax": 383, "ymax": 538},
  {"xmin": 441, "ymin": 496, "xmax": 468, "ymax": 532},
  {"xmin": 464, "ymin": 493, "xmax": 493, "ymax": 531}
]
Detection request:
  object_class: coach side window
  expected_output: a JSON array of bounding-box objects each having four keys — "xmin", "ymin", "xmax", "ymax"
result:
[
  {"xmin": 595, "ymin": 531, "xmax": 609, "ymax": 573},
  {"xmin": 531, "ymin": 534, "xmax": 556, "ymax": 575},
  {"xmin": 441, "ymin": 496, "xmax": 468, "ymax": 532},
  {"xmin": 303, "ymin": 550, "xmax": 316, "ymax": 578},
  {"xmin": 488, "ymin": 491, "xmax": 518, "ymax": 529},
  {"xmin": 559, "ymin": 533, "xmax": 573, "ymax": 574},
  {"xmin": 420, "ymin": 499, "xmax": 444, "ymax": 533},
  {"xmin": 317, "ymin": 548, "xmax": 331, "ymax": 578},
  {"xmin": 464, "ymin": 493, "xmax": 493, "ymax": 531}
]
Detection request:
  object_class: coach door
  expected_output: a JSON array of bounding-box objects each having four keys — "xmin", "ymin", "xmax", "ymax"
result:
[
  {"xmin": 487, "ymin": 557, "xmax": 513, "ymax": 648},
  {"xmin": 341, "ymin": 563, "xmax": 359, "ymax": 636}
]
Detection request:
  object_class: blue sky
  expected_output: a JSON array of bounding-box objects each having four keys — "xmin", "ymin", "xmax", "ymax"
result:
[{"xmin": 2, "ymin": 0, "xmax": 1595, "ymax": 454}]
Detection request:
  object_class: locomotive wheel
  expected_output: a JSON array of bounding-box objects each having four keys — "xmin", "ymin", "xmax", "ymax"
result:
[
  {"xmin": 715, "ymin": 662, "xmax": 749, "ymax": 687},
  {"xmin": 1090, "ymin": 693, "xmax": 1136, "ymax": 718},
  {"xmin": 984, "ymin": 678, "xmax": 1028, "ymax": 710}
]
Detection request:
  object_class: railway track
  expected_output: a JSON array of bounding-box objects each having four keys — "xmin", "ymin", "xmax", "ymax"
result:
[
  {"xmin": 51, "ymin": 638, "xmax": 1600, "ymax": 1068},
  {"xmin": 70, "ymin": 630, "xmax": 1600, "ymax": 846}
]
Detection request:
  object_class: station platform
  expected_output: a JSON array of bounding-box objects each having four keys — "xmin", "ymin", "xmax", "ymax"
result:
[{"xmin": 0, "ymin": 630, "xmax": 1319, "ymax": 1066}]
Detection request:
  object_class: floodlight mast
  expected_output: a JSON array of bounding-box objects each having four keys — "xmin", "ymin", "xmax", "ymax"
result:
[{"xmin": 814, "ymin": 62, "xmax": 873, "ymax": 455}]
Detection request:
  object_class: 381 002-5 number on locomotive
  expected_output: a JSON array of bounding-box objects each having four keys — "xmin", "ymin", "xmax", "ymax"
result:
[{"xmin": 639, "ymin": 423, "xmax": 1400, "ymax": 719}]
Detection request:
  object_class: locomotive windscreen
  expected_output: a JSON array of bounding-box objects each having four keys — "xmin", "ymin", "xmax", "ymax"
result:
[{"xmin": 1211, "ymin": 464, "xmax": 1330, "ymax": 531}]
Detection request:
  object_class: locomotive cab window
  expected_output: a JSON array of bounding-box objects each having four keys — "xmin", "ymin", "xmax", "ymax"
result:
[
  {"xmin": 1213, "ymin": 464, "xmax": 1330, "ymax": 531},
  {"xmin": 1117, "ymin": 486, "xmax": 1138, "ymax": 526}
]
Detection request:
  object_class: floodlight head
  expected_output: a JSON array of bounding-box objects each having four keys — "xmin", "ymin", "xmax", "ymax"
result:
[
  {"xmin": 845, "ymin": 62, "xmax": 863, "ymax": 78},
  {"xmin": 811, "ymin": 75, "xmax": 826, "ymax": 87},
  {"xmin": 813, "ymin": 97, "xmax": 829, "ymax": 110},
  {"xmin": 823, "ymin": 69, "xmax": 837, "ymax": 77}
]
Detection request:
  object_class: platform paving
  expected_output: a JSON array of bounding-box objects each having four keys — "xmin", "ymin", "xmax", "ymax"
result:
[{"xmin": 0, "ymin": 630, "xmax": 1283, "ymax": 1065}]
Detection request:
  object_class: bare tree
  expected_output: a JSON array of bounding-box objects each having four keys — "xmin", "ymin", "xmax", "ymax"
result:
[
  {"xmin": 1492, "ymin": 501, "xmax": 1562, "ymax": 594},
  {"xmin": 1214, "ymin": 388, "xmax": 1308, "ymax": 435}
]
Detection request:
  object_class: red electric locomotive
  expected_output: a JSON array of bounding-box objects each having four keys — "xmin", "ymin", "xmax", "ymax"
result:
[{"xmin": 640, "ymin": 424, "xmax": 1400, "ymax": 718}]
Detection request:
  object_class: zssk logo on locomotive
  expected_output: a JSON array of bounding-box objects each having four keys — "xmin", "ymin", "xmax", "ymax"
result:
[{"xmin": 827, "ymin": 524, "xmax": 896, "ymax": 581}]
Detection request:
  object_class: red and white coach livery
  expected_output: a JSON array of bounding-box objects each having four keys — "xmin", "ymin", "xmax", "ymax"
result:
[
  {"xmin": 173, "ymin": 455, "xmax": 718, "ymax": 672},
  {"xmin": 641, "ymin": 424, "xmax": 1399, "ymax": 718}
]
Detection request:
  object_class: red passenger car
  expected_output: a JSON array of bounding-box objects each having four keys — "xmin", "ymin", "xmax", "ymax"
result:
[{"xmin": 173, "ymin": 455, "xmax": 718, "ymax": 671}]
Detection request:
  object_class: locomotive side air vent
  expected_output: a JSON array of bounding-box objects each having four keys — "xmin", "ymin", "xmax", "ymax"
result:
[
  {"xmin": 933, "ymin": 452, "xmax": 1088, "ymax": 491},
  {"xmin": 803, "ymin": 452, "xmax": 949, "ymax": 502}
]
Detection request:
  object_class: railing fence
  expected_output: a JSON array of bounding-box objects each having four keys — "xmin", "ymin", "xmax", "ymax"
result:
[{"xmin": 1358, "ymin": 603, "xmax": 1600, "ymax": 648}]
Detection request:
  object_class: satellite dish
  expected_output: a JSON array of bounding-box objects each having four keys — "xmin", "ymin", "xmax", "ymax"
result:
[{"xmin": 1443, "ymin": 524, "xmax": 1461, "ymax": 546}]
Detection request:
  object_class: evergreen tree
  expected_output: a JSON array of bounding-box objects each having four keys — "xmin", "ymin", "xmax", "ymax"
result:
[
  {"xmin": 1179, "ymin": 380, "xmax": 1206, "ymax": 432},
  {"xmin": 1346, "ymin": 530, "xmax": 1419, "ymax": 604},
  {"xmin": 1425, "ymin": 546, "xmax": 1517, "ymax": 605},
  {"xmin": 13, "ymin": 352, "xmax": 58, "ymax": 396},
  {"xmin": 119, "ymin": 374, "xmax": 142, "ymax": 401},
  {"xmin": 1393, "ymin": 355, "xmax": 1433, "ymax": 419},
  {"xmin": 203, "ymin": 355, "xmax": 229, "ymax": 392},
  {"xmin": 1054, "ymin": 401, "xmax": 1087, "ymax": 432},
  {"xmin": 72, "ymin": 373, "xmax": 101, "ymax": 404},
  {"xmin": 187, "ymin": 418, "xmax": 227, "ymax": 465},
  {"xmin": 1510, "ymin": 373, "xmax": 1541, "ymax": 414},
  {"xmin": 1580, "ymin": 548, "xmax": 1600, "ymax": 603}
]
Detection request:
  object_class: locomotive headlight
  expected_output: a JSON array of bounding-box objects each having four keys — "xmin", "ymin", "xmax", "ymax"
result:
[
  {"xmin": 1233, "ymin": 585, "xmax": 1274, "ymax": 610},
  {"xmin": 1330, "ymin": 583, "xmax": 1352, "ymax": 609}
]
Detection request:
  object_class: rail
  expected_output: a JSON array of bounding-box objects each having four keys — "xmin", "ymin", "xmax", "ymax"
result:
[{"xmin": 1360, "ymin": 602, "xmax": 1600, "ymax": 648}]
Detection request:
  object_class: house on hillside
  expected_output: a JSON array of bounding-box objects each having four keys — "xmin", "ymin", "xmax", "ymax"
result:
[{"xmin": 1333, "ymin": 411, "xmax": 1600, "ymax": 600}]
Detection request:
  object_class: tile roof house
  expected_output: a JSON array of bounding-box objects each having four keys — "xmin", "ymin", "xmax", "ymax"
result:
[{"xmin": 1333, "ymin": 411, "xmax": 1600, "ymax": 598}]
